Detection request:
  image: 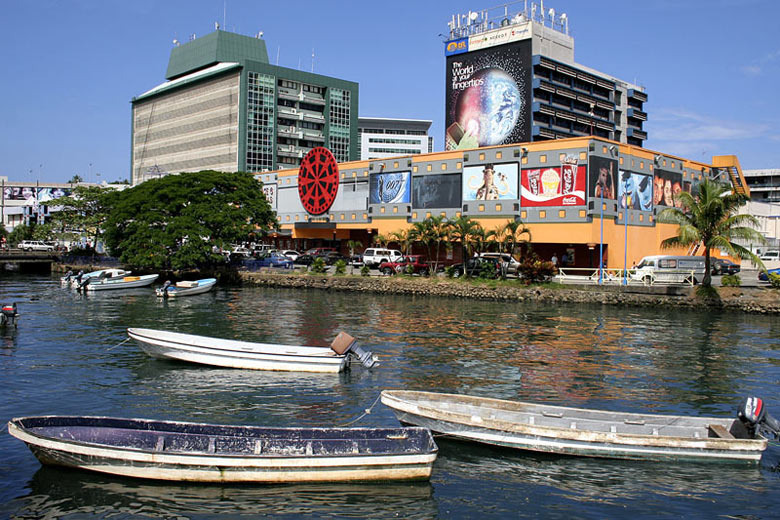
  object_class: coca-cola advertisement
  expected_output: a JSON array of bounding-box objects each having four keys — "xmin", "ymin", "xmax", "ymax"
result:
[{"xmin": 520, "ymin": 158, "xmax": 586, "ymax": 207}]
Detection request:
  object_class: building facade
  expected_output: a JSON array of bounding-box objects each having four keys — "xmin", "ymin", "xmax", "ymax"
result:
[
  {"xmin": 743, "ymin": 169, "xmax": 780, "ymax": 204},
  {"xmin": 131, "ymin": 30, "xmax": 359, "ymax": 185},
  {"xmin": 443, "ymin": 2, "xmax": 647, "ymax": 151},
  {"xmin": 255, "ymin": 136, "xmax": 744, "ymax": 269},
  {"xmin": 358, "ymin": 118, "xmax": 434, "ymax": 160}
]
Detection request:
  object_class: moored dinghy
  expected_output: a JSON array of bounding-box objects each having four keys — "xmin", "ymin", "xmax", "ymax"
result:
[
  {"xmin": 127, "ymin": 329, "xmax": 378, "ymax": 373},
  {"xmin": 83, "ymin": 274, "xmax": 159, "ymax": 291},
  {"xmin": 156, "ymin": 278, "xmax": 217, "ymax": 298},
  {"xmin": 380, "ymin": 390, "xmax": 780, "ymax": 462},
  {"xmin": 8, "ymin": 415, "xmax": 438, "ymax": 483}
]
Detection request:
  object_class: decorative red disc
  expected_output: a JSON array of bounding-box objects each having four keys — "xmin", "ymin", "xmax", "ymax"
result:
[{"xmin": 298, "ymin": 147, "xmax": 339, "ymax": 215}]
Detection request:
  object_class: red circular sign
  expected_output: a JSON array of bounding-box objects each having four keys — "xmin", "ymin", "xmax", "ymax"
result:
[{"xmin": 298, "ymin": 147, "xmax": 339, "ymax": 215}]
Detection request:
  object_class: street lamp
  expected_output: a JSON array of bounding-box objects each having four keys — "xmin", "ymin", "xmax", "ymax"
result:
[{"xmin": 622, "ymin": 172, "xmax": 630, "ymax": 285}]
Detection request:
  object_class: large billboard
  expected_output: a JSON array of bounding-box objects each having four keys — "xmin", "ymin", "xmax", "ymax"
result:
[
  {"xmin": 588, "ymin": 156, "xmax": 618, "ymax": 201},
  {"xmin": 653, "ymin": 169, "xmax": 683, "ymax": 208},
  {"xmin": 462, "ymin": 163, "xmax": 518, "ymax": 201},
  {"xmin": 617, "ymin": 171, "xmax": 653, "ymax": 211},
  {"xmin": 521, "ymin": 157, "xmax": 586, "ymax": 207},
  {"xmin": 2, "ymin": 187, "xmax": 71, "ymax": 202},
  {"xmin": 369, "ymin": 172, "xmax": 411, "ymax": 204},
  {"xmin": 412, "ymin": 174, "xmax": 462, "ymax": 209},
  {"xmin": 445, "ymin": 39, "xmax": 532, "ymax": 150}
]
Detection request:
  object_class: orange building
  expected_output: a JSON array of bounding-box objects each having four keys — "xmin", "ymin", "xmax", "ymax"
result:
[{"xmin": 254, "ymin": 137, "xmax": 748, "ymax": 269}]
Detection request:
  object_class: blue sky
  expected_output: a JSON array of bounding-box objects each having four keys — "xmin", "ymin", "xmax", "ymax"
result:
[{"xmin": 1, "ymin": 0, "xmax": 778, "ymax": 184}]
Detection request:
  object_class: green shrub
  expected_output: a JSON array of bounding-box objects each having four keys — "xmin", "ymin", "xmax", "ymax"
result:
[
  {"xmin": 333, "ymin": 259, "xmax": 346, "ymax": 275},
  {"xmin": 404, "ymin": 264, "xmax": 415, "ymax": 275},
  {"xmin": 768, "ymin": 273, "xmax": 780, "ymax": 289},
  {"xmin": 360, "ymin": 264, "xmax": 371, "ymax": 276},
  {"xmin": 445, "ymin": 265, "xmax": 456, "ymax": 278},
  {"xmin": 310, "ymin": 257, "xmax": 327, "ymax": 274},
  {"xmin": 721, "ymin": 274, "xmax": 741, "ymax": 287},
  {"xmin": 517, "ymin": 252, "xmax": 557, "ymax": 284},
  {"xmin": 478, "ymin": 263, "xmax": 496, "ymax": 279}
]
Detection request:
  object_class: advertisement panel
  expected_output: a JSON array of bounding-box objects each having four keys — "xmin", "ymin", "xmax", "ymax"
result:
[
  {"xmin": 37, "ymin": 187, "xmax": 71, "ymax": 202},
  {"xmin": 445, "ymin": 37, "xmax": 469, "ymax": 56},
  {"xmin": 369, "ymin": 171, "xmax": 411, "ymax": 204},
  {"xmin": 467, "ymin": 22, "xmax": 532, "ymax": 51},
  {"xmin": 445, "ymin": 39, "xmax": 532, "ymax": 150},
  {"xmin": 653, "ymin": 169, "xmax": 684, "ymax": 208},
  {"xmin": 412, "ymin": 174, "xmax": 462, "ymax": 209},
  {"xmin": 3, "ymin": 187, "xmax": 36, "ymax": 201},
  {"xmin": 617, "ymin": 171, "xmax": 653, "ymax": 211},
  {"xmin": 462, "ymin": 163, "xmax": 518, "ymax": 201},
  {"xmin": 261, "ymin": 184, "xmax": 277, "ymax": 210},
  {"xmin": 521, "ymin": 157, "xmax": 586, "ymax": 207},
  {"xmin": 587, "ymin": 156, "xmax": 618, "ymax": 201}
]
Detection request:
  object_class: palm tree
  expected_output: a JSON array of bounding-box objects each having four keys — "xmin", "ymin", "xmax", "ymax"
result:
[
  {"xmin": 494, "ymin": 220, "xmax": 531, "ymax": 278},
  {"xmin": 388, "ymin": 229, "xmax": 412, "ymax": 255},
  {"xmin": 447, "ymin": 216, "xmax": 483, "ymax": 277},
  {"xmin": 346, "ymin": 239, "xmax": 362, "ymax": 274},
  {"xmin": 657, "ymin": 179, "xmax": 765, "ymax": 287},
  {"xmin": 372, "ymin": 234, "xmax": 389, "ymax": 248}
]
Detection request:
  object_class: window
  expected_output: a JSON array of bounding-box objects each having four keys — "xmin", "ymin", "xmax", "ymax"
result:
[
  {"xmin": 329, "ymin": 88, "xmax": 351, "ymax": 162},
  {"xmin": 247, "ymin": 72, "xmax": 275, "ymax": 172}
]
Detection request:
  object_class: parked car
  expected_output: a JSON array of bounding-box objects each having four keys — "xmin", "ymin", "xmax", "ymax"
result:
[
  {"xmin": 362, "ymin": 248, "xmax": 403, "ymax": 268},
  {"xmin": 17, "ymin": 240, "xmax": 54, "ymax": 252},
  {"xmin": 348, "ymin": 254, "xmax": 364, "ymax": 266},
  {"xmin": 758, "ymin": 267, "xmax": 780, "ymax": 282},
  {"xmin": 305, "ymin": 247, "xmax": 338, "ymax": 258},
  {"xmin": 294, "ymin": 254, "xmax": 315, "ymax": 266},
  {"xmin": 279, "ymin": 250, "xmax": 301, "ymax": 261},
  {"xmin": 711, "ymin": 258, "xmax": 740, "ymax": 276},
  {"xmin": 759, "ymin": 250, "xmax": 780, "ymax": 262},
  {"xmin": 255, "ymin": 252, "xmax": 294, "ymax": 269},
  {"xmin": 230, "ymin": 246, "xmax": 252, "ymax": 258},
  {"xmin": 480, "ymin": 252, "xmax": 521, "ymax": 276},
  {"xmin": 629, "ymin": 255, "xmax": 706, "ymax": 285},
  {"xmin": 321, "ymin": 251, "xmax": 348, "ymax": 265},
  {"xmin": 378, "ymin": 255, "xmax": 430, "ymax": 276},
  {"xmin": 450, "ymin": 257, "xmax": 501, "ymax": 279}
]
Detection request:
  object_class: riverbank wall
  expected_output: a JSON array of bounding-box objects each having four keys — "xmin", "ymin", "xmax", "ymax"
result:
[{"xmin": 239, "ymin": 271, "xmax": 780, "ymax": 315}]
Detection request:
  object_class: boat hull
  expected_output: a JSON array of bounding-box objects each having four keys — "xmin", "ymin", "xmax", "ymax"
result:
[
  {"xmin": 156, "ymin": 279, "xmax": 216, "ymax": 298},
  {"xmin": 86, "ymin": 274, "xmax": 159, "ymax": 291},
  {"xmin": 381, "ymin": 390, "xmax": 767, "ymax": 462},
  {"xmin": 128, "ymin": 328, "xmax": 348, "ymax": 373},
  {"xmin": 8, "ymin": 416, "xmax": 437, "ymax": 483}
]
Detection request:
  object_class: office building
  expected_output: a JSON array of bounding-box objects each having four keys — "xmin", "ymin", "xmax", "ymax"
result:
[
  {"xmin": 443, "ymin": 2, "xmax": 647, "ymax": 151},
  {"xmin": 743, "ymin": 169, "xmax": 780, "ymax": 203},
  {"xmin": 131, "ymin": 30, "xmax": 359, "ymax": 184},
  {"xmin": 358, "ymin": 118, "xmax": 434, "ymax": 160}
]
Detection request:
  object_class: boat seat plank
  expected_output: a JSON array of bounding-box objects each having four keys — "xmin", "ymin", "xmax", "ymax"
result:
[
  {"xmin": 155, "ymin": 436, "xmax": 165, "ymax": 452},
  {"xmin": 708, "ymin": 424, "xmax": 735, "ymax": 439}
]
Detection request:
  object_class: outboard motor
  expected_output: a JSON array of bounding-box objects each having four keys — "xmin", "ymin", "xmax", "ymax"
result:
[
  {"xmin": 738, "ymin": 397, "xmax": 780, "ymax": 440},
  {"xmin": 330, "ymin": 331, "xmax": 379, "ymax": 369},
  {"xmin": 77, "ymin": 276, "xmax": 92, "ymax": 291},
  {"xmin": 73, "ymin": 270, "xmax": 85, "ymax": 287},
  {"xmin": 160, "ymin": 280, "xmax": 172, "ymax": 298},
  {"xmin": 1, "ymin": 303, "xmax": 19, "ymax": 328},
  {"xmin": 62, "ymin": 270, "xmax": 73, "ymax": 282}
]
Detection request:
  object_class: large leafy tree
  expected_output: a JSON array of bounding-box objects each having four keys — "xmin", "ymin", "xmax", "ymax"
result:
[
  {"xmin": 103, "ymin": 170, "xmax": 276, "ymax": 270},
  {"xmin": 49, "ymin": 185, "xmax": 114, "ymax": 249},
  {"xmin": 657, "ymin": 179, "xmax": 765, "ymax": 287}
]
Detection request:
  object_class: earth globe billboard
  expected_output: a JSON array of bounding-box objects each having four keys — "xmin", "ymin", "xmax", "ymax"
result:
[{"xmin": 445, "ymin": 39, "xmax": 532, "ymax": 150}]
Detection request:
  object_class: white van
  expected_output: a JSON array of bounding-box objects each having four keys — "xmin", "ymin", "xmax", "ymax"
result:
[
  {"xmin": 362, "ymin": 248, "xmax": 403, "ymax": 268},
  {"xmin": 630, "ymin": 255, "xmax": 706, "ymax": 285},
  {"xmin": 759, "ymin": 250, "xmax": 779, "ymax": 261}
]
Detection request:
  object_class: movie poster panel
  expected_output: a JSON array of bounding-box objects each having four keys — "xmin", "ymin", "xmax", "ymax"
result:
[
  {"xmin": 412, "ymin": 174, "xmax": 462, "ymax": 209},
  {"xmin": 3, "ymin": 187, "xmax": 36, "ymax": 201},
  {"xmin": 653, "ymin": 170, "xmax": 684, "ymax": 208},
  {"xmin": 36, "ymin": 187, "xmax": 70, "ymax": 203},
  {"xmin": 617, "ymin": 171, "xmax": 653, "ymax": 211},
  {"xmin": 462, "ymin": 163, "xmax": 518, "ymax": 201},
  {"xmin": 521, "ymin": 159, "xmax": 586, "ymax": 207},
  {"xmin": 445, "ymin": 39, "xmax": 532, "ymax": 150},
  {"xmin": 587, "ymin": 156, "xmax": 618, "ymax": 201},
  {"xmin": 369, "ymin": 172, "xmax": 411, "ymax": 204}
]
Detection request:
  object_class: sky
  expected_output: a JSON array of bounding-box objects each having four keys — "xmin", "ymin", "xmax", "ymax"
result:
[{"xmin": 1, "ymin": 0, "xmax": 779, "ymax": 184}]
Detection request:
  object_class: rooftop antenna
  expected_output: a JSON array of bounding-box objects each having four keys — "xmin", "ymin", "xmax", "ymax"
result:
[
  {"xmin": 311, "ymin": 48, "xmax": 315, "ymax": 73},
  {"xmin": 560, "ymin": 13, "xmax": 568, "ymax": 34},
  {"xmin": 276, "ymin": 46, "xmax": 280, "ymax": 65},
  {"xmin": 215, "ymin": 21, "xmax": 220, "ymax": 31},
  {"xmin": 548, "ymin": 8, "xmax": 555, "ymax": 27},
  {"xmin": 223, "ymin": 0, "xmax": 227, "ymax": 31},
  {"xmin": 172, "ymin": 38, "xmax": 180, "ymax": 46}
]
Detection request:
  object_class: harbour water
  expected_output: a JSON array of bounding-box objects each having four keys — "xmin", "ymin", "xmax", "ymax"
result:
[{"xmin": 1, "ymin": 274, "xmax": 779, "ymax": 519}]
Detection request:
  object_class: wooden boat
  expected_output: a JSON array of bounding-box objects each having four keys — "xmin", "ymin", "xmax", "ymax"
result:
[
  {"xmin": 127, "ymin": 328, "xmax": 378, "ymax": 372},
  {"xmin": 62, "ymin": 268, "xmax": 131, "ymax": 287},
  {"xmin": 156, "ymin": 278, "xmax": 216, "ymax": 298},
  {"xmin": 8, "ymin": 415, "xmax": 438, "ymax": 483},
  {"xmin": 380, "ymin": 390, "xmax": 778, "ymax": 462},
  {"xmin": 84, "ymin": 274, "xmax": 159, "ymax": 291}
]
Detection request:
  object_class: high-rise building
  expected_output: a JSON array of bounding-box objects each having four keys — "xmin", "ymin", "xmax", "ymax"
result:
[
  {"xmin": 443, "ymin": 2, "xmax": 647, "ymax": 151},
  {"xmin": 131, "ymin": 30, "xmax": 358, "ymax": 184},
  {"xmin": 357, "ymin": 118, "xmax": 434, "ymax": 160},
  {"xmin": 743, "ymin": 169, "xmax": 780, "ymax": 204}
]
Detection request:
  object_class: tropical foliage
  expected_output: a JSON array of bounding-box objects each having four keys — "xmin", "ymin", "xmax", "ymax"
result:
[
  {"xmin": 103, "ymin": 171, "xmax": 275, "ymax": 270},
  {"xmin": 50, "ymin": 185, "xmax": 115, "ymax": 249},
  {"xmin": 657, "ymin": 179, "xmax": 764, "ymax": 286}
]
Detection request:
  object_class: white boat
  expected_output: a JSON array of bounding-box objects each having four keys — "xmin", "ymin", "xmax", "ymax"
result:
[
  {"xmin": 156, "ymin": 278, "xmax": 216, "ymax": 298},
  {"xmin": 127, "ymin": 328, "xmax": 378, "ymax": 373},
  {"xmin": 8, "ymin": 415, "xmax": 438, "ymax": 483},
  {"xmin": 380, "ymin": 390, "xmax": 780, "ymax": 462},
  {"xmin": 62, "ymin": 268, "xmax": 131, "ymax": 287},
  {"xmin": 84, "ymin": 274, "xmax": 159, "ymax": 291}
]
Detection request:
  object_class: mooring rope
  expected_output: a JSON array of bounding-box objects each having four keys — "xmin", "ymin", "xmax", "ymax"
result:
[
  {"xmin": 106, "ymin": 337, "xmax": 131, "ymax": 351},
  {"xmin": 339, "ymin": 393, "xmax": 383, "ymax": 426}
]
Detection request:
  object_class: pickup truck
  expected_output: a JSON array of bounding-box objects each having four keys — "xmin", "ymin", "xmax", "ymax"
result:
[{"xmin": 378, "ymin": 255, "xmax": 430, "ymax": 276}]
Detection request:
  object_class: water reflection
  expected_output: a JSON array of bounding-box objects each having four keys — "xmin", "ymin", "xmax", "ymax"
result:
[{"xmin": 10, "ymin": 466, "xmax": 436, "ymax": 520}]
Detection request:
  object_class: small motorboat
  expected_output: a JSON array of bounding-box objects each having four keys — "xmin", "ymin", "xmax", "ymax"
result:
[
  {"xmin": 63, "ymin": 269, "xmax": 132, "ymax": 287},
  {"xmin": 156, "ymin": 278, "xmax": 216, "ymax": 298},
  {"xmin": 8, "ymin": 415, "xmax": 438, "ymax": 483},
  {"xmin": 1, "ymin": 303, "xmax": 19, "ymax": 328},
  {"xmin": 380, "ymin": 390, "xmax": 780, "ymax": 462},
  {"xmin": 83, "ymin": 274, "xmax": 159, "ymax": 292},
  {"xmin": 127, "ymin": 329, "xmax": 378, "ymax": 373}
]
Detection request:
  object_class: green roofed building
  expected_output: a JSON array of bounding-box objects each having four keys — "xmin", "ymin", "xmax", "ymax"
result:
[{"xmin": 131, "ymin": 30, "xmax": 359, "ymax": 184}]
